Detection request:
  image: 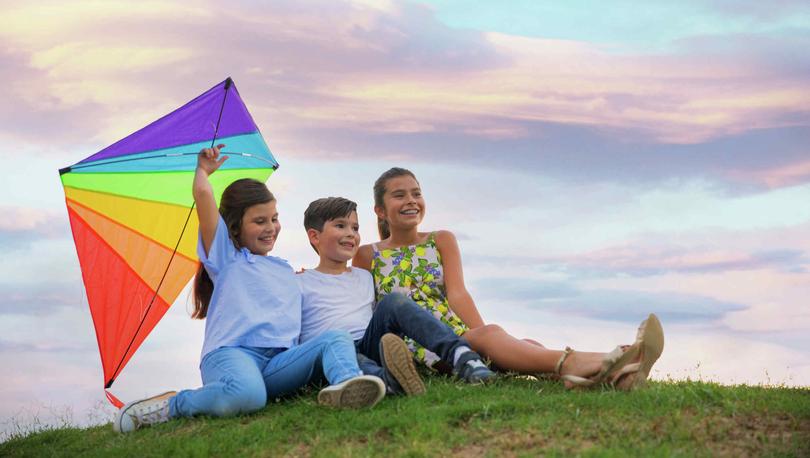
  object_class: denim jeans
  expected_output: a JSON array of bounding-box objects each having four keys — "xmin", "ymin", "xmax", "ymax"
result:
[
  {"xmin": 170, "ymin": 329, "xmax": 361, "ymax": 418},
  {"xmin": 355, "ymin": 292, "xmax": 467, "ymax": 373}
]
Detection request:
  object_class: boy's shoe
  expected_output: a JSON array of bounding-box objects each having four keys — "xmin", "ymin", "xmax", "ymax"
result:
[
  {"xmin": 113, "ymin": 391, "xmax": 177, "ymax": 433},
  {"xmin": 318, "ymin": 375, "xmax": 385, "ymax": 409},
  {"xmin": 454, "ymin": 351, "xmax": 496, "ymax": 384},
  {"xmin": 380, "ymin": 333, "xmax": 426, "ymax": 396}
]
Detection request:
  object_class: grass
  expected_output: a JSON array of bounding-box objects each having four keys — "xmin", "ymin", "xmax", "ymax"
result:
[{"xmin": 2, "ymin": 375, "xmax": 809, "ymax": 457}]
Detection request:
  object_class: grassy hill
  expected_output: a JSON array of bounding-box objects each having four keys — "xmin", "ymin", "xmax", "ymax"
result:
[{"xmin": 2, "ymin": 376, "xmax": 808, "ymax": 457}]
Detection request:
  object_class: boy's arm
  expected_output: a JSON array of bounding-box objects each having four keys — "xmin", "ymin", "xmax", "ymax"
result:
[
  {"xmin": 194, "ymin": 144, "xmax": 228, "ymax": 255},
  {"xmin": 435, "ymin": 230, "xmax": 486, "ymax": 329}
]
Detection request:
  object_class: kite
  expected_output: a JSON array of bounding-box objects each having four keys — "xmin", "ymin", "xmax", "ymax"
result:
[{"xmin": 59, "ymin": 78, "xmax": 278, "ymax": 407}]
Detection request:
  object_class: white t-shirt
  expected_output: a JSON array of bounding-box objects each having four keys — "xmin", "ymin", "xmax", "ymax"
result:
[{"xmin": 297, "ymin": 268, "xmax": 374, "ymax": 343}]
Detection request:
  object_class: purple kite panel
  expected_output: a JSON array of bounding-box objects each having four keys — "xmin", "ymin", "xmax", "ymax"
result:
[{"xmin": 79, "ymin": 79, "xmax": 258, "ymax": 164}]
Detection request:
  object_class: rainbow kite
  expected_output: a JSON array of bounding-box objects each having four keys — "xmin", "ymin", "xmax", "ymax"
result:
[{"xmin": 59, "ymin": 78, "xmax": 278, "ymax": 407}]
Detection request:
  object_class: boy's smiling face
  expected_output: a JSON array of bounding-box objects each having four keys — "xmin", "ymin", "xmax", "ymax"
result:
[{"xmin": 308, "ymin": 211, "xmax": 361, "ymax": 265}]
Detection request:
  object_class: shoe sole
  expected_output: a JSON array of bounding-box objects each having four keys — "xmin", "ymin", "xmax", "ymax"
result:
[
  {"xmin": 616, "ymin": 314, "xmax": 664, "ymax": 391},
  {"xmin": 318, "ymin": 377, "xmax": 385, "ymax": 409},
  {"xmin": 380, "ymin": 334, "xmax": 426, "ymax": 396}
]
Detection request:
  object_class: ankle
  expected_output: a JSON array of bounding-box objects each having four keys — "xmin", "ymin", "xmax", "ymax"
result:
[
  {"xmin": 452, "ymin": 345, "xmax": 473, "ymax": 366},
  {"xmin": 555, "ymin": 347, "xmax": 574, "ymax": 375}
]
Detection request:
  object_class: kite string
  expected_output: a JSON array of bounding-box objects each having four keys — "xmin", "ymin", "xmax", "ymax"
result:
[{"xmin": 105, "ymin": 83, "xmax": 232, "ymax": 388}]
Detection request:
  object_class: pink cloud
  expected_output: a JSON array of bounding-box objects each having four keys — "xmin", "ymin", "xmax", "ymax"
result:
[
  {"xmin": 0, "ymin": 206, "xmax": 64, "ymax": 239},
  {"xmin": 729, "ymin": 159, "xmax": 810, "ymax": 188},
  {"xmin": 555, "ymin": 245, "xmax": 806, "ymax": 276},
  {"xmin": 1, "ymin": 0, "xmax": 807, "ymax": 156}
]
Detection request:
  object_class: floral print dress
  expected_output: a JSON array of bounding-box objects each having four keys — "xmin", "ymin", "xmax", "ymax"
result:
[{"xmin": 371, "ymin": 233, "xmax": 468, "ymax": 367}]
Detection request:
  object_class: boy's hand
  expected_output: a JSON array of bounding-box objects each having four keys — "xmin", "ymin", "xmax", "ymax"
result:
[{"xmin": 197, "ymin": 143, "xmax": 228, "ymax": 176}]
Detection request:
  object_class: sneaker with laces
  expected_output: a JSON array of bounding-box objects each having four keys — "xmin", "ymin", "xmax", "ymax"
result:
[
  {"xmin": 317, "ymin": 375, "xmax": 385, "ymax": 409},
  {"xmin": 454, "ymin": 351, "xmax": 496, "ymax": 384},
  {"xmin": 380, "ymin": 333, "xmax": 426, "ymax": 396},
  {"xmin": 113, "ymin": 391, "xmax": 177, "ymax": 433}
]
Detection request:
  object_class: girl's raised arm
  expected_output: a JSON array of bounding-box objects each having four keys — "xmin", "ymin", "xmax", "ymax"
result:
[
  {"xmin": 435, "ymin": 230, "xmax": 486, "ymax": 329},
  {"xmin": 193, "ymin": 144, "xmax": 228, "ymax": 255}
]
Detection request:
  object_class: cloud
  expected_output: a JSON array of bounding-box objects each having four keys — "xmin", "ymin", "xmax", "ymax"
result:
[
  {"xmin": 704, "ymin": 0, "xmax": 810, "ymax": 21},
  {"xmin": 279, "ymin": 118, "xmax": 810, "ymax": 190},
  {"xmin": 0, "ymin": 206, "xmax": 68, "ymax": 251},
  {"xmin": 0, "ymin": 0, "xmax": 806, "ymax": 192},
  {"xmin": 471, "ymin": 277, "xmax": 745, "ymax": 324},
  {"xmin": 0, "ymin": 281, "xmax": 85, "ymax": 316},
  {"xmin": 729, "ymin": 159, "xmax": 810, "ymax": 189},
  {"xmin": 0, "ymin": 338, "xmax": 91, "ymax": 353},
  {"xmin": 549, "ymin": 247, "xmax": 809, "ymax": 277}
]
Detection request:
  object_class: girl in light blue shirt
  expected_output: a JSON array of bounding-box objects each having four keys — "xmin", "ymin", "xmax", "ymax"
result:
[{"xmin": 113, "ymin": 144, "xmax": 385, "ymax": 434}]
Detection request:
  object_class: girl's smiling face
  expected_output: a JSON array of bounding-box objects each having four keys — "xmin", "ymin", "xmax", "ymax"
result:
[
  {"xmin": 238, "ymin": 200, "xmax": 280, "ymax": 254},
  {"xmin": 377, "ymin": 175, "xmax": 425, "ymax": 230}
]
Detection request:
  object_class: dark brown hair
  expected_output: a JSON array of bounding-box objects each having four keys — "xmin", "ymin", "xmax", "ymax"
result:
[
  {"xmin": 192, "ymin": 178, "xmax": 275, "ymax": 319},
  {"xmin": 373, "ymin": 167, "xmax": 418, "ymax": 240},
  {"xmin": 303, "ymin": 197, "xmax": 357, "ymax": 253}
]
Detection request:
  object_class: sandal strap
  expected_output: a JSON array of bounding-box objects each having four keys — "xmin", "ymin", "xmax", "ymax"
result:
[
  {"xmin": 554, "ymin": 346, "xmax": 574, "ymax": 375},
  {"xmin": 560, "ymin": 373, "xmax": 598, "ymax": 387},
  {"xmin": 609, "ymin": 362, "xmax": 641, "ymax": 383}
]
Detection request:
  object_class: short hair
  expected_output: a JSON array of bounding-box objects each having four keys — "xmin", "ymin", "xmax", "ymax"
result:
[{"xmin": 304, "ymin": 197, "xmax": 358, "ymax": 253}]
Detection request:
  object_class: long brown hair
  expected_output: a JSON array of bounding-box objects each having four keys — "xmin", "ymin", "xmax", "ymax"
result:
[
  {"xmin": 373, "ymin": 167, "xmax": 418, "ymax": 240},
  {"xmin": 192, "ymin": 178, "xmax": 275, "ymax": 319}
]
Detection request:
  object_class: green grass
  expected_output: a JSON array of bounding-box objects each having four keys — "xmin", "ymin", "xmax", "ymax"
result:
[{"xmin": 3, "ymin": 376, "xmax": 809, "ymax": 457}]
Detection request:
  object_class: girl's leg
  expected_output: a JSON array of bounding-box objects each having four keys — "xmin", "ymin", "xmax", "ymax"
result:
[
  {"xmin": 262, "ymin": 330, "xmax": 362, "ymax": 399},
  {"xmin": 463, "ymin": 324, "xmax": 605, "ymax": 378},
  {"xmin": 170, "ymin": 347, "xmax": 267, "ymax": 418},
  {"xmin": 523, "ymin": 338, "xmax": 545, "ymax": 348}
]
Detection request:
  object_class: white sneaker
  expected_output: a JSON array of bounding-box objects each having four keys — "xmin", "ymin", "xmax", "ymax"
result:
[
  {"xmin": 317, "ymin": 375, "xmax": 385, "ymax": 409},
  {"xmin": 113, "ymin": 391, "xmax": 177, "ymax": 433}
]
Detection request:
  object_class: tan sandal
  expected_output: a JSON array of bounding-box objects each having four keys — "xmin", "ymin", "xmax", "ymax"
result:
[
  {"xmin": 612, "ymin": 314, "xmax": 664, "ymax": 390},
  {"xmin": 555, "ymin": 347, "xmax": 598, "ymax": 389},
  {"xmin": 592, "ymin": 344, "xmax": 639, "ymax": 384},
  {"xmin": 555, "ymin": 314, "xmax": 664, "ymax": 391}
]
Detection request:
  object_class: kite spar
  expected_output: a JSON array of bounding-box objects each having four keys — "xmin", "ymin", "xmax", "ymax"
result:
[{"xmin": 59, "ymin": 78, "xmax": 278, "ymax": 407}]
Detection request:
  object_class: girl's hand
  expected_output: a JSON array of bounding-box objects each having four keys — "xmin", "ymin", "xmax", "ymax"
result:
[{"xmin": 197, "ymin": 144, "xmax": 228, "ymax": 176}]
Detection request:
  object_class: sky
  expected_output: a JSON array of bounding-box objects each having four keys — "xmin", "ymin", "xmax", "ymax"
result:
[{"xmin": 1, "ymin": 0, "xmax": 809, "ymax": 439}]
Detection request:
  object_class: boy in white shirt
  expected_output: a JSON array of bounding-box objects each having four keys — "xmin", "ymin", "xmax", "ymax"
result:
[{"xmin": 296, "ymin": 197, "xmax": 495, "ymax": 395}]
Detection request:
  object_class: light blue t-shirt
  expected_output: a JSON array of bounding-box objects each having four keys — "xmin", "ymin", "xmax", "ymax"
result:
[
  {"xmin": 198, "ymin": 215, "xmax": 301, "ymax": 360},
  {"xmin": 297, "ymin": 268, "xmax": 374, "ymax": 343}
]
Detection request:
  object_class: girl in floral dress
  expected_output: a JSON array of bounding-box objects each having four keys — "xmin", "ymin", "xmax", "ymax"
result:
[{"xmin": 353, "ymin": 167, "xmax": 665, "ymax": 389}]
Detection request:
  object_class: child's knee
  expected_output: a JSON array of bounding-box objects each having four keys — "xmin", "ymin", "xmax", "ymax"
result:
[
  {"xmin": 466, "ymin": 323, "xmax": 504, "ymax": 341},
  {"xmin": 483, "ymin": 324, "xmax": 504, "ymax": 334}
]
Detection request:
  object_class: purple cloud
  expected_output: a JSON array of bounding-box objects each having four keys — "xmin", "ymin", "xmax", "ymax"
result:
[
  {"xmin": 1, "ymin": 0, "xmax": 807, "ymax": 190},
  {"xmin": 0, "ymin": 282, "xmax": 84, "ymax": 316},
  {"xmin": 280, "ymin": 119, "xmax": 810, "ymax": 191},
  {"xmin": 471, "ymin": 277, "xmax": 746, "ymax": 323},
  {"xmin": 0, "ymin": 207, "xmax": 69, "ymax": 251},
  {"xmin": 469, "ymin": 245, "xmax": 809, "ymax": 279},
  {"xmin": 0, "ymin": 338, "xmax": 93, "ymax": 353}
]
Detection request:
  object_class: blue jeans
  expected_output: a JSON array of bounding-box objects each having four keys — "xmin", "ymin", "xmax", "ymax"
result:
[
  {"xmin": 170, "ymin": 329, "xmax": 361, "ymax": 418},
  {"xmin": 355, "ymin": 292, "xmax": 468, "ymax": 379}
]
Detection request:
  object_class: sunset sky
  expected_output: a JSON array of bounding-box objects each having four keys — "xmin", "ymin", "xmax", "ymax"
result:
[{"xmin": 1, "ymin": 0, "xmax": 808, "ymax": 437}]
